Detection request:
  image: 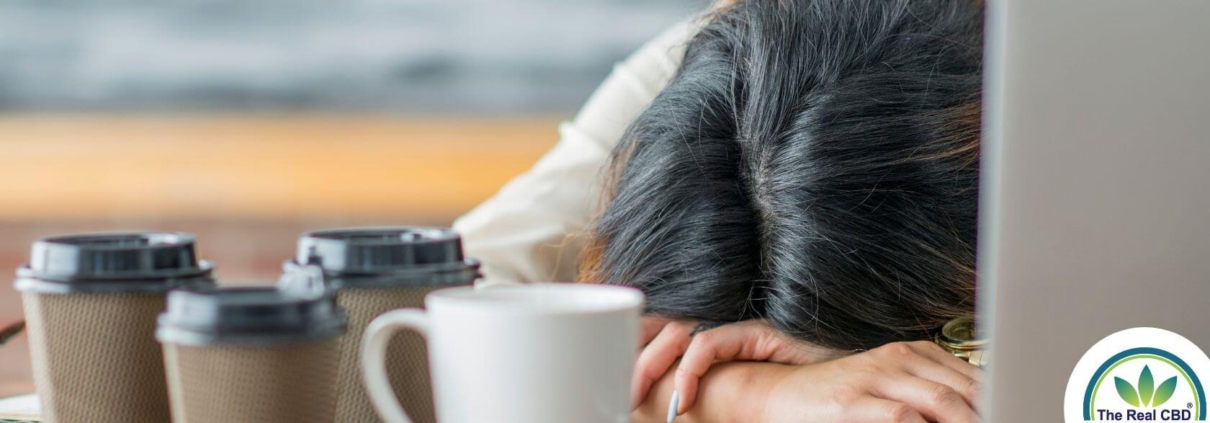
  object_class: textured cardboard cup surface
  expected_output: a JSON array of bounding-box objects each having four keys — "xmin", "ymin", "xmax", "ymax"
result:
[
  {"xmin": 335, "ymin": 286, "xmax": 437, "ymax": 423},
  {"xmin": 21, "ymin": 292, "xmax": 171, "ymax": 423},
  {"xmin": 163, "ymin": 339, "xmax": 340, "ymax": 423}
]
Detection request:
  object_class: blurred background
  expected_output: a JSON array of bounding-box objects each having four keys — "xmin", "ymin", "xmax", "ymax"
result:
[{"xmin": 0, "ymin": 0, "xmax": 705, "ymax": 396}]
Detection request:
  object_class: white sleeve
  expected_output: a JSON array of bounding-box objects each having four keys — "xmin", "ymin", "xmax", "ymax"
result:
[{"xmin": 453, "ymin": 20, "xmax": 697, "ymax": 286}]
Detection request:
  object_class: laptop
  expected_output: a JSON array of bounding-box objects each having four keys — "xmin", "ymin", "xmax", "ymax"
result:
[{"xmin": 980, "ymin": 0, "xmax": 1210, "ymax": 422}]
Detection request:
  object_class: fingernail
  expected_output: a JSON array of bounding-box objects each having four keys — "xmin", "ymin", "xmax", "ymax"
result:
[{"xmin": 666, "ymin": 390, "xmax": 680, "ymax": 423}]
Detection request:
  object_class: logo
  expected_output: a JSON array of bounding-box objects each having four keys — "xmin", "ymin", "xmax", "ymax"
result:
[{"xmin": 1066, "ymin": 328, "xmax": 1210, "ymax": 422}]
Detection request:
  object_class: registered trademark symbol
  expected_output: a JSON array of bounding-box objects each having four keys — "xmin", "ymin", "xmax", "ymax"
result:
[{"xmin": 1189, "ymin": 402, "xmax": 1195, "ymax": 409}]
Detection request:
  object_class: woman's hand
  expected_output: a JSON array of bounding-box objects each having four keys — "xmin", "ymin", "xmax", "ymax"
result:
[
  {"xmin": 633, "ymin": 318, "xmax": 843, "ymax": 413},
  {"xmin": 760, "ymin": 341, "xmax": 982, "ymax": 423}
]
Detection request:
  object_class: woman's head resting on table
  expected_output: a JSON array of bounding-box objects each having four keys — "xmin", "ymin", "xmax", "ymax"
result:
[{"xmin": 582, "ymin": 0, "xmax": 983, "ymax": 352}]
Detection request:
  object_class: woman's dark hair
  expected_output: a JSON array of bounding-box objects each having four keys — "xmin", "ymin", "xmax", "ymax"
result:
[{"xmin": 582, "ymin": 0, "xmax": 983, "ymax": 351}]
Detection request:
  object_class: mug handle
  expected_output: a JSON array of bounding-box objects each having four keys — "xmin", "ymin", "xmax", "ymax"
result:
[{"xmin": 361, "ymin": 309, "xmax": 430, "ymax": 423}]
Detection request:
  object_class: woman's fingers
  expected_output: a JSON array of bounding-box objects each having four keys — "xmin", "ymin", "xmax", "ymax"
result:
[
  {"xmin": 672, "ymin": 324, "xmax": 758, "ymax": 413},
  {"xmin": 902, "ymin": 341, "xmax": 982, "ymax": 410},
  {"xmin": 867, "ymin": 373, "xmax": 978, "ymax": 423},
  {"xmin": 905, "ymin": 341, "xmax": 984, "ymax": 384},
  {"xmin": 640, "ymin": 316, "xmax": 674, "ymax": 346},
  {"xmin": 635, "ymin": 326, "xmax": 982, "ymax": 422},
  {"xmin": 902, "ymin": 358, "xmax": 980, "ymax": 410},
  {"xmin": 870, "ymin": 342, "xmax": 981, "ymax": 412},
  {"xmin": 672, "ymin": 320, "xmax": 842, "ymax": 414},
  {"xmin": 631, "ymin": 321, "xmax": 694, "ymax": 409},
  {"xmin": 843, "ymin": 397, "xmax": 929, "ymax": 423}
]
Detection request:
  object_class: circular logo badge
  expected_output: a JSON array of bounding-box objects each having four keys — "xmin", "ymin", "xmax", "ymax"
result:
[{"xmin": 1065, "ymin": 328, "xmax": 1210, "ymax": 422}]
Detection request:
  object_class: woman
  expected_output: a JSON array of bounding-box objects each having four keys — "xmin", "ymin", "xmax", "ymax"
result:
[{"xmin": 456, "ymin": 1, "xmax": 984, "ymax": 422}]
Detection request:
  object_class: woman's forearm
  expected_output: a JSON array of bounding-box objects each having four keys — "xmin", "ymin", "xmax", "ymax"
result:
[{"xmin": 631, "ymin": 361, "xmax": 787, "ymax": 423}]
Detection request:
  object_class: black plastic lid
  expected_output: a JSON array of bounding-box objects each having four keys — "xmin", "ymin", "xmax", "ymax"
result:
[
  {"xmin": 15, "ymin": 232, "xmax": 215, "ymax": 294},
  {"xmin": 156, "ymin": 287, "xmax": 346, "ymax": 346},
  {"xmin": 294, "ymin": 227, "xmax": 479, "ymax": 281}
]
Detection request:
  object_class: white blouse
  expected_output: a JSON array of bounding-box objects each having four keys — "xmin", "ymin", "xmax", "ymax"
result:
[{"xmin": 452, "ymin": 19, "xmax": 700, "ymax": 285}]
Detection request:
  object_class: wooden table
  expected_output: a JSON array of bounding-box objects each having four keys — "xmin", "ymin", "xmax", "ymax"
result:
[
  {"xmin": 0, "ymin": 115, "xmax": 560, "ymax": 220},
  {"xmin": 0, "ymin": 114, "xmax": 563, "ymax": 398}
]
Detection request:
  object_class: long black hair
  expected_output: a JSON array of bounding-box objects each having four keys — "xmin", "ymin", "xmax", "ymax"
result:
[{"xmin": 582, "ymin": 0, "xmax": 983, "ymax": 351}]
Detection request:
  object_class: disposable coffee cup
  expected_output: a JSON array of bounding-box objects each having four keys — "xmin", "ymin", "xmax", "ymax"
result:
[
  {"xmin": 280, "ymin": 227, "xmax": 480, "ymax": 423},
  {"xmin": 14, "ymin": 232, "xmax": 215, "ymax": 423},
  {"xmin": 157, "ymin": 287, "xmax": 346, "ymax": 423}
]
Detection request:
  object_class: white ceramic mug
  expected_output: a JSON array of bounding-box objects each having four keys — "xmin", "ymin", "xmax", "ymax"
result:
[{"xmin": 360, "ymin": 283, "xmax": 644, "ymax": 423}]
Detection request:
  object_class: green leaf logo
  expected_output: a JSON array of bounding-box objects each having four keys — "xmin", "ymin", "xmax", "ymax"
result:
[
  {"xmin": 1115, "ymin": 365, "xmax": 1180, "ymax": 408},
  {"xmin": 1139, "ymin": 366, "xmax": 1154, "ymax": 406},
  {"xmin": 1117, "ymin": 376, "xmax": 1141, "ymax": 407},
  {"xmin": 1153, "ymin": 377, "xmax": 1178, "ymax": 407}
]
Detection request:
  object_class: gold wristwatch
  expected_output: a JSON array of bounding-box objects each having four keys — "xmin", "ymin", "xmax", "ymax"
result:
[{"xmin": 935, "ymin": 316, "xmax": 988, "ymax": 368}]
